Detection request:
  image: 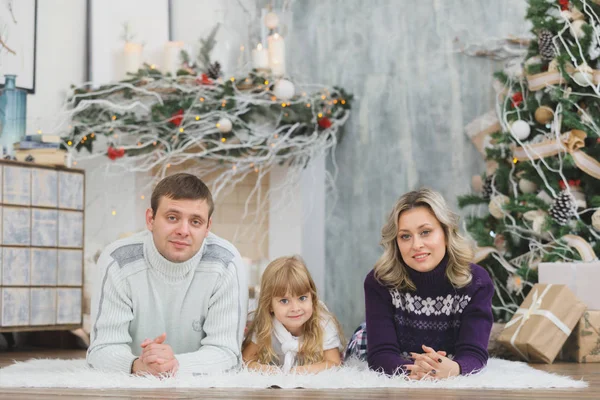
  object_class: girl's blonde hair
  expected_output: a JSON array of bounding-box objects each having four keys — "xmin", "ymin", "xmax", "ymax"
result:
[
  {"xmin": 243, "ymin": 255, "xmax": 346, "ymax": 365},
  {"xmin": 374, "ymin": 188, "xmax": 474, "ymax": 291}
]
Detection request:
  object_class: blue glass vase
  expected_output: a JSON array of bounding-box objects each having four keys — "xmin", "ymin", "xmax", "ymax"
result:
[{"xmin": 0, "ymin": 75, "xmax": 27, "ymax": 156}]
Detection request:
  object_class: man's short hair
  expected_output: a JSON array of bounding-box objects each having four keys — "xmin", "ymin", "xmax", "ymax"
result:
[{"xmin": 150, "ymin": 173, "xmax": 214, "ymax": 218}]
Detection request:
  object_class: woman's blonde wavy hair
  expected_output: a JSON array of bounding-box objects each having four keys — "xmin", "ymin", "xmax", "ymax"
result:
[
  {"xmin": 374, "ymin": 188, "xmax": 474, "ymax": 291},
  {"xmin": 243, "ymin": 255, "xmax": 346, "ymax": 365}
]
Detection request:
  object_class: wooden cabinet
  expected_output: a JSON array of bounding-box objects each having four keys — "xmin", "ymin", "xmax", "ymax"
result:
[{"xmin": 0, "ymin": 160, "xmax": 84, "ymax": 332}]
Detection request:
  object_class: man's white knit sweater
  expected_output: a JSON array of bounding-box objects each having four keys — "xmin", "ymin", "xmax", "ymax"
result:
[{"xmin": 86, "ymin": 230, "xmax": 248, "ymax": 375}]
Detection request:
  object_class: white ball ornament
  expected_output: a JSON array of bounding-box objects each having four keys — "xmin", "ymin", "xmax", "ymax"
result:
[
  {"xmin": 592, "ymin": 209, "xmax": 600, "ymax": 232},
  {"xmin": 273, "ymin": 79, "xmax": 295, "ymax": 100},
  {"xmin": 570, "ymin": 20, "xmax": 586, "ymax": 39},
  {"xmin": 518, "ymin": 178, "xmax": 538, "ymax": 194},
  {"xmin": 572, "ymin": 65, "xmax": 593, "ymax": 87},
  {"xmin": 510, "ymin": 120, "xmax": 531, "ymax": 141},
  {"xmin": 489, "ymin": 194, "xmax": 510, "ymax": 219},
  {"xmin": 216, "ymin": 117, "xmax": 232, "ymax": 133},
  {"xmin": 264, "ymin": 12, "xmax": 280, "ymax": 30}
]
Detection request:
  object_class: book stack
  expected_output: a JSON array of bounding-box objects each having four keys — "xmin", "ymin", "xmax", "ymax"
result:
[{"xmin": 13, "ymin": 134, "xmax": 66, "ymax": 166}]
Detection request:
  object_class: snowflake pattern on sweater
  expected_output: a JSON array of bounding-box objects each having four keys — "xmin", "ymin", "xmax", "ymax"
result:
[{"xmin": 389, "ymin": 290, "xmax": 472, "ymax": 316}]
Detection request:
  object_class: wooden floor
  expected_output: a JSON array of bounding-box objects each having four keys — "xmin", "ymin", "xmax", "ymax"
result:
[{"xmin": 0, "ymin": 349, "xmax": 598, "ymax": 399}]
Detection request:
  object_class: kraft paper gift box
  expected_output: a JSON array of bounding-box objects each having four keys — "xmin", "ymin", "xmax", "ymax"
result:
[
  {"xmin": 497, "ymin": 283, "xmax": 586, "ymax": 363},
  {"xmin": 538, "ymin": 261, "xmax": 600, "ymax": 309},
  {"xmin": 560, "ymin": 311, "xmax": 600, "ymax": 363}
]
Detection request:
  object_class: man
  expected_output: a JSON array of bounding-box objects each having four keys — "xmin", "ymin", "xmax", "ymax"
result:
[{"xmin": 87, "ymin": 173, "xmax": 248, "ymax": 375}]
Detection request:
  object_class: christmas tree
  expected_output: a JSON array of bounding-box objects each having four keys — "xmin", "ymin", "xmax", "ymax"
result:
[{"xmin": 460, "ymin": 0, "xmax": 600, "ymax": 322}]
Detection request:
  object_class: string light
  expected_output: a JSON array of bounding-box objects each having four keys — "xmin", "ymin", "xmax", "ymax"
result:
[
  {"xmin": 318, "ymin": 113, "xmax": 323, "ymax": 118},
  {"xmin": 240, "ymin": 45, "xmax": 245, "ymax": 51},
  {"xmin": 274, "ymin": 134, "xmax": 279, "ymax": 139},
  {"xmin": 111, "ymin": 115, "xmax": 117, "ymax": 120},
  {"xmin": 221, "ymin": 137, "xmax": 227, "ymax": 142},
  {"xmin": 341, "ymin": 99, "xmax": 346, "ymax": 105},
  {"xmin": 90, "ymin": 133, "xmax": 95, "ymax": 138},
  {"xmin": 166, "ymin": 163, "xmax": 171, "ymax": 168},
  {"xmin": 333, "ymin": 99, "xmax": 338, "ymax": 104},
  {"xmin": 179, "ymin": 127, "xmax": 184, "ymax": 132},
  {"xmin": 37, "ymin": 129, "xmax": 42, "ymax": 134},
  {"xmin": 264, "ymin": 80, "xmax": 269, "ymax": 85},
  {"xmin": 140, "ymin": 195, "xmax": 145, "ymax": 200},
  {"xmin": 200, "ymin": 97, "xmax": 205, "ymax": 102},
  {"xmin": 232, "ymin": 165, "xmax": 237, "ymax": 171},
  {"xmin": 113, "ymin": 134, "xmax": 118, "ymax": 139},
  {"xmin": 306, "ymin": 103, "xmax": 311, "ymax": 108},
  {"xmin": 67, "ymin": 141, "xmax": 72, "ymax": 146},
  {"xmin": 513, "ymin": 157, "xmax": 518, "ymax": 164},
  {"xmin": 150, "ymin": 64, "xmax": 156, "ymax": 69},
  {"xmin": 321, "ymin": 95, "xmax": 326, "ymax": 100},
  {"xmin": 111, "ymin": 210, "xmax": 117, "ymax": 216},
  {"xmin": 271, "ymin": 96, "xmax": 276, "ymax": 101},
  {"xmin": 195, "ymin": 116, "xmax": 200, "ymax": 120},
  {"xmin": 281, "ymin": 103, "xmax": 286, "ymax": 107},
  {"xmin": 230, "ymin": 77, "xmax": 235, "ymax": 82}
]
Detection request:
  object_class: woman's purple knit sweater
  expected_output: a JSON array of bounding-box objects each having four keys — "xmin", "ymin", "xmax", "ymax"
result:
[{"xmin": 364, "ymin": 257, "xmax": 494, "ymax": 375}]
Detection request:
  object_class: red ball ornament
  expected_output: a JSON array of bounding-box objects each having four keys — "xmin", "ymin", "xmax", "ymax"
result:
[
  {"xmin": 107, "ymin": 146, "xmax": 125, "ymax": 160},
  {"xmin": 511, "ymin": 92, "xmax": 523, "ymax": 108},
  {"xmin": 171, "ymin": 109, "xmax": 184, "ymax": 126},
  {"xmin": 318, "ymin": 117, "xmax": 332, "ymax": 129}
]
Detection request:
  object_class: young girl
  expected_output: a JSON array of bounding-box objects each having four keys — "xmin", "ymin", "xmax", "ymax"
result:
[
  {"xmin": 346, "ymin": 188, "xmax": 494, "ymax": 379},
  {"xmin": 242, "ymin": 255, "xmax": 345, "ymax": 374}
]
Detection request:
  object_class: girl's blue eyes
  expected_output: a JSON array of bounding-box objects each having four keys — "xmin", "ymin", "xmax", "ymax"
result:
[{"xmin": 279, "ymin": 296, "xmax": 308, "ymax": 304}]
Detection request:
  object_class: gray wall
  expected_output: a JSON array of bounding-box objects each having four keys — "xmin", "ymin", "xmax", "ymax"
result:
[{"xmin": 288, "ymin": 0, "xmax": 528, "ymax": 334}]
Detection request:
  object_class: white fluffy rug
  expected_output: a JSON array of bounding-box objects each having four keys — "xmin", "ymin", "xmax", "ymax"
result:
[{"xmin": 0, "ymin": 358, "xmax": 587, "ymax": 390}]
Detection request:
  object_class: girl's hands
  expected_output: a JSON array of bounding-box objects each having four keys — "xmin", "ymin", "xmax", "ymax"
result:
[{"xmin": 405, "ymin": 344, "xmax": 460, "ymax": 380}]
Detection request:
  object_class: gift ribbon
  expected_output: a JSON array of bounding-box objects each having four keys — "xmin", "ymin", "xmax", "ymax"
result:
[
  {"xmin": 562, "ymin": 234, "xmax": 597, "ymax": 262},
  {"xmin": 505, "ymin": 284, "xmax": 572, "ymax": 361},
  {"xmin": 512, "ymin": 130, "xmax": 600, "ymax": 180}
]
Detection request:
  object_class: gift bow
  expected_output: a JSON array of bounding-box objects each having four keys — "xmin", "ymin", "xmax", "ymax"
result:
[
  {"xmin": 505, "ymin": 284, "xmax": 572, "ymax": 361},
  {"xmin": 512, "ymin": 130, "xmax": 600, "ymax": 180}
]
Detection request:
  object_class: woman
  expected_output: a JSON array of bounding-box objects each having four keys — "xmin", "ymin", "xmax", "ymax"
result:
[{"xmin": 346, "ymin": 188, "xmax": 493, "ymax": 379}]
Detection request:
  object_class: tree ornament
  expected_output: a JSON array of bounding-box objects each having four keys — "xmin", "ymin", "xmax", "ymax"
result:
[
  {"xmin": 273, "ymin": 79, "xmax": 295, "ymax": 100},
  {"xmin": 518, "ymin": 178, "xmax": 538, "ymax": 194},
  {"xmin": 559, "ymin": 0, "xmax": 569, "ymax": 11},
  {"xmin": 510, "ymin": 120, "xmax": 531, "ymax": 140},
  {"xmin": 549, "ymin": 190, "xmax": 577, "ymax": 225},
  {"xmin": 482, "ymin": 175, "xmax": 495, "ymax": 200},
  {"xmin": 592, "ymin": 209, "xmax": 600, "ymax": 232},
  {"xmin": 506, "ymin": 274, "xmax": 524, "ymax": 295},
  {"xmin": 534, "ymin": 106, "xmax": 554, "ymax": 124},
  {"xmin": 264, "ymin": 12, "xmax": 280, "ymax": 30},
  {"xmin": 572, "ymin": 64, "xmax": 593, "ymax": 87},
  {"xmin": 107, "ymin": 147, "xmax": 125, "ymax": 160},
  {"xmin": 570, "ymin": 20, "xmax": 586, "ymax": 39},
  {"xmin": 318, "ymin": 117, "xmax": 332, "ymax": 129},
  {"xmin": 171, "ymin": 109, "xmax": 184, "ymax": 126},
  {"xmin": 524, "ymin": 210, "xmax": 548, "ymax": 235},
  {"xmin": 511, "ymin": 92, "xmax": 523, "ymax": 108},
  {"xmin": 216, "ymin": 117, "xmax": 232, "ymax": 133},
  {"xmin": 207, "ymin": 61, "xmax": 222, "ymax": 80},
  {"xmin": 537, "ymin": 29, "xmax": 555, "ymax": 62},
  {"xmin": 559, "ymin": 179, "xmax": 586, "ymax": 208},
  {"xmin": 488, "ymin": 194, "xmax": 510, "ymax": 219}
]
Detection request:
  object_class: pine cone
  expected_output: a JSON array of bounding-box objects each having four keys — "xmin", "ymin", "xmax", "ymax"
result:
[
  {"xmin": 549, "ymin": 190, "xmax": 576, "ymax": 225},
  {"xmin": 207, "ymin": 61, "xmax": 222, "ymax": 79},
  {"xmin": 482, "ymin": 175, "xmax": 495, "ymax": 200},
  {"xmin": 538, "ymin": 29, "xmax": 555, "ymax": 62}
]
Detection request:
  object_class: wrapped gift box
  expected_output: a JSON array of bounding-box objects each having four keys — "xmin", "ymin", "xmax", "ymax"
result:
[
  {"xmin": 560, "ymin": 311, "xmax": 600, "ymax": 363},
  {"xmin": 497, "ymin": 284, "xmax": 586, "ymax": 363},
  {"xmin": 538, "ymin": 262, "xmax": 600, "ymax": 309}
]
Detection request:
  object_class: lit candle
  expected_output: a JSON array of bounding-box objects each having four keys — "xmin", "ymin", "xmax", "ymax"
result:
[
  {"xmin": 252, "ymin": 43, "xmax": 269, "ymax": 70},
  {"xmin": 164, "ymin": 41, "xmax": 184, "ymax": 76},
  {"xmin": 267, "ymin": 33, "xmax": 286, "ymax": 76},
  {"xmin": 124, "ymin": 42, "xmax": 143, "ymax": 75}
]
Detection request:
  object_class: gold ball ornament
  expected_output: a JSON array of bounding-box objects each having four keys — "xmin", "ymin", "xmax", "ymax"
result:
[
  {"xmin": 534, "ymin": 106, "xmax": 554, "ymax": 124},
  {"xmin": 489, "ymin": 194, "xmax": 510, "ymax": 219},
  {"xmin": 592, "ymin": 209, "xmax": 600, "ymax": 232}
]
